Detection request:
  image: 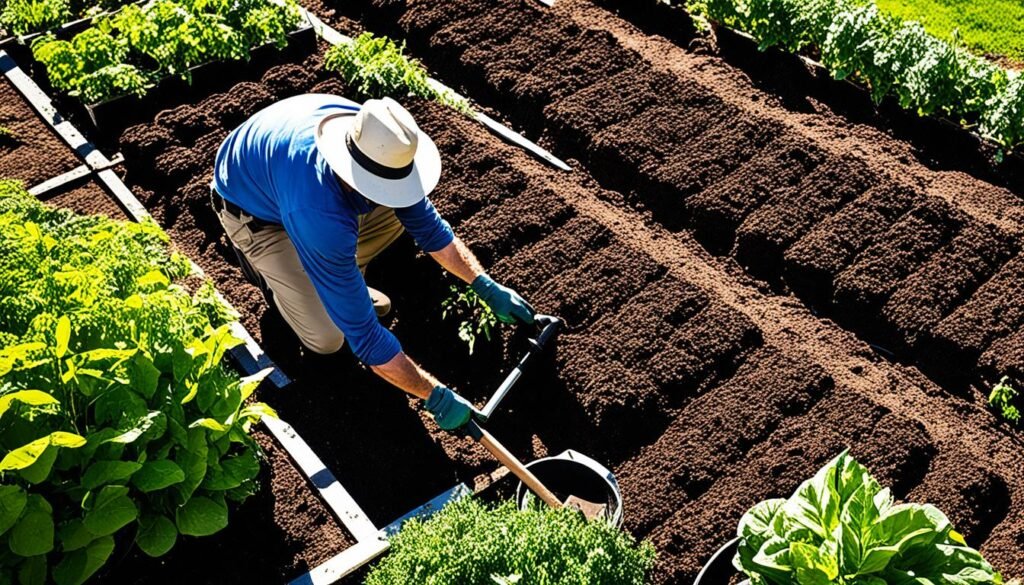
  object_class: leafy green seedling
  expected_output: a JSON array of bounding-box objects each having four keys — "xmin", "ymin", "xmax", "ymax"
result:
[
  {"xmin": 323, "ymin": 31, "xmax": 471, "ymax": 113},
  {"xmin": 441, "ymin": 284, "xmax": 498, "ymax": 355},
  {"xmin": 990, "ymin": 375, "xmax": 1020, "ymax": 422}
]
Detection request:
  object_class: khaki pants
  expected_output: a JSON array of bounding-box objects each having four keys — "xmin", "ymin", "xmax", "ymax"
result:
[{"xmin": 215, "ymin": 197, "xmax": 404, "ymax": 354}]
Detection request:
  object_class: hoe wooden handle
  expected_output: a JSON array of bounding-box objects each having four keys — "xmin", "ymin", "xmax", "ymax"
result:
[{"xmin": 468, "ymin": 421, "xmax": 562, "ymax": 509}]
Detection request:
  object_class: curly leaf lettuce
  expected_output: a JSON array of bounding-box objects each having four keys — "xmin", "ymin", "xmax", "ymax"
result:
[{"xmin": 734, "ymin": 451, "xmax": 1002, "ymax": 584}]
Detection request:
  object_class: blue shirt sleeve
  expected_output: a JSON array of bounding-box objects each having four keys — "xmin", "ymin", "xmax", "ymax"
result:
[
  {"xmin": 394, "ymin": 197, "xmax": 454, "ymax": 253},
  {"xmin": 282, "ymin": 209, "xmax": 402, "ymax": 366}
]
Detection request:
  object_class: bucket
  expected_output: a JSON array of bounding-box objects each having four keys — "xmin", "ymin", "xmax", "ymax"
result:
[
  {"xmin": 515, "ymin": 449, "xmax": 623, "ymax": 527},
  {"xmin": 693, "ymin": 537, "xmax": 748, "ymax": 585}
]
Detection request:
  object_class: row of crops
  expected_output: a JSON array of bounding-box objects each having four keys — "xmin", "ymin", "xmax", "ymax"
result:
[
  {"xmin": 0, "ymin": 181, "xmax": 275, "ymax": 583},
  {"xmin": 691, "ymin": 0, "xmax": 1024, "ymax": 150}
]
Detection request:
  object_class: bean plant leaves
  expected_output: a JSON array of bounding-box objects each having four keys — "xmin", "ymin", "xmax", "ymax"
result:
[
  {"xmin": 52, "ymin": 535, "xmax": 114, "ymax": 585},
  {"xmin": 54, "ymin": 316, "xmax": 71, "ymax": 359},
  {"xmin": 0, "ymin": 485, "xmax": 28, "ymax": 535},
  {"xmin": 131, "ymin": 460, "xmax": 185, "ymax": 492},
  {"xmin": 0, "ymin": 432, "xmax": 86, "ymax": 471},
  {"xmin": 202, "ymin": 449, "xmax": 259, "ymax": 491},
  {"xmin": 81, "ymin": 460, "xmax": 143, "ymax": 490},
  {"xmin": 57, "ymin": 520, "xmax": 96, "ymax": 552},
  {"xmin": 734, "ymin": 452, "xmax": 1003, "ymax": 584},
  {"xmin": 9, "ymin": 495, "xmax": 54, "ymax": 557},
  {"xmin": 18, "ymin": 554, "xmax": 47, "ymax": 585},
  {"xmin": 136, "ymin": 514, "xmax": 177, "ymax": 557},
  {"xmin": 82, "ymin": 486, "xmax": 137, "ymax": 536},
  {"xmin": 175, "ymin": 496, "xmax": 227, "ymax": 537},
  {"xmin": 0, "ymin": 390, "xmax": 59, "ymax": 418}
]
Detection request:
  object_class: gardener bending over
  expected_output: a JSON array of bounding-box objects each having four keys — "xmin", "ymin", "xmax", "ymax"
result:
[{"xmin": 211, "ymin": 94, "xmax": 534, "ymax": 432}]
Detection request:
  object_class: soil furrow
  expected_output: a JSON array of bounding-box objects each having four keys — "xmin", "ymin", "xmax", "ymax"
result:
[{"xmin": 335, "ymin": 0, "xmax": 1024, "ymax": 393}]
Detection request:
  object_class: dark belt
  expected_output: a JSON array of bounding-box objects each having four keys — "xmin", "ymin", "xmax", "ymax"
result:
[{"xmin": 211, "ymin": 192, "xmax": 279, "ymax": 232}]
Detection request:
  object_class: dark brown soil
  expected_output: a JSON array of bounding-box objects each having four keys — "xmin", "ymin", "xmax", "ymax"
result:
[
  {"xmin": 41, "ymin": 178, "xmax": 129, "ymax": 220},
  {"xmin": 106, "ymin": 28, "xmax": 1024, "ymax": 585},
  {"xmin": 0, "ymin": 75, "xmax": 80, "ymax": 186}
]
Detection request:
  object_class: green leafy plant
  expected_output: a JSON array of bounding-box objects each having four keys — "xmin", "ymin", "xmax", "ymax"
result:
[
  {"xmin": 0, "ymin": 0, "xmax": 69, "ymax": 35},
  {"xmin": 735, "ymin": 450, "xmax": 1002, "ymax": 584},
  {"xmin": 323, "ymin": 31, "xmax": 470, "ymax": 113},
  {"xmin": 689, "ymin": 0, "xmax": 1024, "ymax": 149},
  {"xmin": 989, "ymin": 375, "xmax": 1020, "ymax": 423},
  {"xmin": 31, "ymin": 0, "xmax": 302, "ymax": 103},
  {"xmin": 365, "ymin": 497, "xmax": 656, "ymax": 585},
  {"xmin": 0, "ymin": 180, "xmax": 275, "ymax": 584},
  {"xmin": 441, "ymin": 284, "xmax": 498, "ymax": 355}
]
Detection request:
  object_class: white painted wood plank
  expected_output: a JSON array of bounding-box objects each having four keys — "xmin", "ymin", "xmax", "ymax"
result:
[
  {"xmin": 288, "ymin": 538, "xmax": 390, "ymax": 585},
  {"xmin": 262, "ymin": 416, "xmax": 380, "ymax": 542}
]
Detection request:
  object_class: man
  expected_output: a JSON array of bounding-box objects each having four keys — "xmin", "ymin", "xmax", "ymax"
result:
[{"xmin": 212, "ymin": 94, "xmax": 535, "ymax": 432}]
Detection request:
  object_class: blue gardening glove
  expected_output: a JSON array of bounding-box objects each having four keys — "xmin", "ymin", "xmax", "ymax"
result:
[
  {"xmin": 471, "ymin": 274, "xmax": 536, "ymax": 325},
  {"xmin": 425, "ymin": 386, "xmax": 478, "ymax": 431}
]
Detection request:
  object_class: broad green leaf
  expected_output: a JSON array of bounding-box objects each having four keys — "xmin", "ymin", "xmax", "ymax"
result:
[
  {"xmin": 189, "ymin": 418, "xmax": 228, "ymax": 432},
  {"xmin": 751, "ymin": 536, "xmax": 793, "ymax": 583},
  {"xmin": 82, "ymin": 486, "xmax": 137, "ymax": 536},
  {"xmin": 0, "ymin": 391, "xmax": 59, "ymax": 418},
  {"xmin": 132, "ymin": 460, "xmax": 185, "ymax": 493},
  {"xmin": 94, "ymin": 387, "xmax": 147, "ymax": 426},
  {"xmin": 737, "ymin": 498, "xmax": 785, "ymax": 571},
  {"xmin": 203, "ymin": 449, "xmax": 259, "ymax": 491},
  {"xmin": 175, "ymin": 496, "xmax": 227, "ymax": 537},
  {"xmin": 129, "ymin": 353, "xmax": 161, "ymax": 401},
  {"xmin": 52, "ymin": 535, "xmax": 114, "ymax": 585},
  {"xmin": 57, "ymin": 520, "xmax": 96, "ymax": 552},
  {"xmin": 49, "ymin": 432, "xmax": 86, "ymax": 448},
  {"xmin": 105, "ymin": 411, "xmax": 161, "ymax": 444},
  {"xmin": 9, "ymin": 495, "xmax": 54, "ymax": 557},
  {"xmin": 0, "ymin": 432, "xmax": 85, "ymax": 471},
  {"xmin": 136, "ymin": 270, "xmax": 169, "ymax": 288},
  {"xmin": 55, "ymin": 316, "xmax": 71, "ymax": 358},
  {"xmin": 19, "ymin": 445, "xmax": 57, "ymax": 484},
  {"xmin": 82, "ymin": 460, "xmax": 143, "ymax": 490},
  {"xmin": 239, "ymin": 403, "xmax": 278, "ymax": 421},
  {"xmin": 0, "ymin": 486, "xmax": 27, "ymax": 535},
  {"xmin": 238, "ymin": 368, "xmax": 273, "ymax": 402},
  {"xmin": 790, "ymin": 540, "xmax": 838, "ymax": 585},
  {"xmin": 17, "ymin": 554, "xmax": 46, "ymax": 585},
  {"xmin": 784, "ymin": 456, "xmax": 840, "ymax": 540},
  {"xmin": 175, "ymin": 428, "xmax": 209, "ymax": 502},
  {"xmin": 136, "ymin": 515, "xmax": 176, "ymax": 558}
]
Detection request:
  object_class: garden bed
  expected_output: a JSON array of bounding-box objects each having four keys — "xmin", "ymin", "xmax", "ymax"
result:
[
  {"xmin": 0, "ymin": 69, "xmax": 355, "ymax": 582},
  {"xmin": 96, "ymin": 19, "xmax": 1024, "ymax": 585},
  {"xmin": 4, "ymin": 0, "xmax": 1016, "ymax": 581}
]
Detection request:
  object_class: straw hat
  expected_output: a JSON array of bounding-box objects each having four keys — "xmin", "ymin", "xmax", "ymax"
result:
[{"xmin": 315, "ymin": 97, "xmax": 442, "ymax": 208}]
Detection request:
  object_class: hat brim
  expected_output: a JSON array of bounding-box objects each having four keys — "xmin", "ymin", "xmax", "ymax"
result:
[{"xmin": 314, "ymin": 112, "xmax": 442, "ymax": 208}]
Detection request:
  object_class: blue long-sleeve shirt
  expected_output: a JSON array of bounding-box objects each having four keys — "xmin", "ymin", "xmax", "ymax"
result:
[{"xmin": 213, "ymin": 94, "xmax": 454, "ymax": 365}]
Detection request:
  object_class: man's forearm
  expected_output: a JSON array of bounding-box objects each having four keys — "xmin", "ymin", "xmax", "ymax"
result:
[
  {"xmin": 370, "ymin": 351, "xmax": 439, "ymax": 400},
  {"xmin": 429, "ymin": 236, "xmax": 484, "ymax": 284}
]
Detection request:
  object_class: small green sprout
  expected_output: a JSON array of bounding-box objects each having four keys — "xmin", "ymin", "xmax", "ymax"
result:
[
  {"xmin": 441, "ymin": 284, "xmax": 497, "ymax": 355},
  {"xmin": 989, "ymin": 375, "xmax": 1020, "ymax": 422}
]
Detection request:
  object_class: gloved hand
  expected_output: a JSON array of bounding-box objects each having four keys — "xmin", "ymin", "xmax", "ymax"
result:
[
  {"xmin": 471, "ymin": 274, "xmax": 535, "ymax": 325},
  {"xmin": 425, "ymin": 386, "xmax": 478, "ymax": 431}
]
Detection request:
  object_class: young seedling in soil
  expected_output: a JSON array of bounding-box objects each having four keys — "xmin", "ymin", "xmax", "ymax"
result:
[
  {"xmin": 441, "ymin": 284, "xmax": 498, "ymax": 355},
  {"xmin": 990, "ymin": 376, "xmax": 1020, "ymax": 423},
  {"xmin": 323, "ymin": 31, "xmax": 470, "ymax": 113}
]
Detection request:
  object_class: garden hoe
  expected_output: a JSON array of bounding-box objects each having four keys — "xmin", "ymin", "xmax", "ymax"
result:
[{"xmin": 464, "ymin": 315, "xmax": 614, "ymax": 522}]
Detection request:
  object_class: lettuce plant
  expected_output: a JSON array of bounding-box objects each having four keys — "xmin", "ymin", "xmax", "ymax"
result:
[
  {"xmin": 735, "ymin": 451, "xmax": 1002, "ymax": 584},
  {"xmin": 0, "ymin": 181, "xmax": 275, "ymax": 584},
  {"xmin": 366, "ymin": 497, "xmax": 656, "ymax": 585}
]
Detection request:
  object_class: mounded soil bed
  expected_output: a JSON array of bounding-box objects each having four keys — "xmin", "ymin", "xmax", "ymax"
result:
[
  {"xmin": 105, "ymin": 32, "xmax": 1024, "ymax": 585},
  {"xmin": 0, "ymin": 75, "xmax": 80, "ymax": 186}
]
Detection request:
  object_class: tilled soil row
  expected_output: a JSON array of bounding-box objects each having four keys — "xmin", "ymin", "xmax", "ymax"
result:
[
  {"xmin": 0, "ymin": 75, "xmax": 80, "ymax": 187},
  {"xmin": 112, "ymin": 40, "xmax": 1024, "ymax": 584},
  {"xmin": 328, "ymin": 0, "xmax": 1024, "ymax": 397}
]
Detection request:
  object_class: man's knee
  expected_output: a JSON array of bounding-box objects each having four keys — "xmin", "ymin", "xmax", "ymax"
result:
[{"xmin": 301, "ymin": 330, "xmax": 345, "ymax": 355}]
